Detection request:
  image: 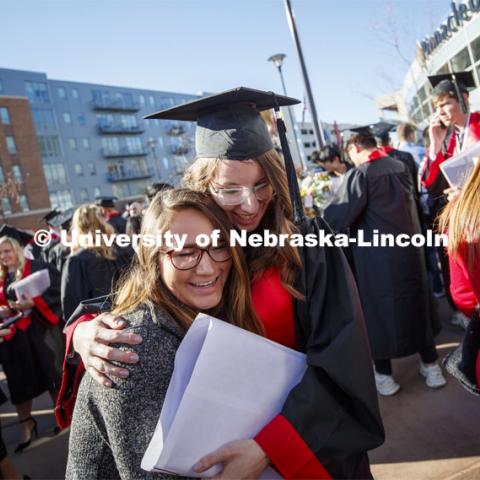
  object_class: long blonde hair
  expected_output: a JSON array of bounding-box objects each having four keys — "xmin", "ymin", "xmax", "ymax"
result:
[
  {"xmin": 70, "ymin": 204, "xmax": 116, "ymax": 260},
  {"xmin": 0, "ymin": 236, "xmax": 26, "ymax": 282},
  {"xmin": 112, "ymin": 188, "xmax": 263, "ymax": 334},
  {"xmin": 183, "ymin": 149, "xmax": 303, "ymax": 299},
  {"xmin": 438, "ymin": 160, "xmax": 480, "ymax": 271}
]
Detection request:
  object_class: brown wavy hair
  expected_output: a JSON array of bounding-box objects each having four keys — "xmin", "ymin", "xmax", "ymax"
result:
[
  {"xmin": 111, "ymin": 188, "xmax": 263, "ymax": 334},
  {"xmin": 70, "ymin": 204, "xmax": 116, "ymax": 260},
  {"xmin": 438, "ymin": 160, "xmax": 480, "ymax": 271},
  {"xmin": 0, "ymin": 236, "xmax": 26, "ymax": 282},
  {"xmin": 183, "ymin": 148, "xmax": 303, "ymax": 299}
]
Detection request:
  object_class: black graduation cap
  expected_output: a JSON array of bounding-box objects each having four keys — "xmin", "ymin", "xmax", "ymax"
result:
[
  {"xmin": 145, "ymin": 87, "xmax": 306, "ymax": 223},
  {"xmin": 42, "ymin": 209, "xmax": 61, "ymax": 226},
  {"xmin": 0, "ymin": 224, "xmax": 34, "ymax": 247},
  {"xmin": 350, "ymin": 122, "xmax": 396, "ymax": 139},
  {"xmin": 427, "ymin": 71, "xmax": 475, "ymax": 114},
  {"xmin": 49, "ymin": 208, "xmax": 74, "ymax": 228},
  {"xmin": 95, "ymin": 196, "xmax": 118, "ymax": 209}
]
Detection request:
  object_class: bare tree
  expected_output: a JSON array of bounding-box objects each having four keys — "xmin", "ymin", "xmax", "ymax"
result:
[{"xmin": 0, "ymin": 171, "xmax": 22, "ymax": 221}]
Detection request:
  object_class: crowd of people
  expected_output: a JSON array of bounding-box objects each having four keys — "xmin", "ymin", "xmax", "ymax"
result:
[{"xmin": 0, "ymin": 74, "xmax": 477, "ymax": 479}]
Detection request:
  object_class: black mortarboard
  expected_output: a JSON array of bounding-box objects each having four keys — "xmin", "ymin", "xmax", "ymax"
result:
[
  {"xmin": 49, "ymin": 208, "xmax": 74, "ymax": 228},
  {"xmin": 350, "ymin": 122, "xmax": 396, "ymax": 138},
  {"xmin": 0, "ymin": 224, "xmax": 34, "ymax": 247},
  {"xmin": 145, "ymin": 87, "xmax": 306, "ymax": 223},
  {"xmin": 95, "ymin": 196, "xmax": 118, "ymax": 209},
  {"xmin": 42, "ymin": 209, "xmax": 61, "ymax": 226},
  {"xmin": 427, "ymin": 71, "xmax": 475, "ymax": 114}
]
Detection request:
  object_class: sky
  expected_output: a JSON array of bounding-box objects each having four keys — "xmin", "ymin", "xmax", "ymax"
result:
[{"xmin": 1, "ymin": 0, "xmax": 450, "ymax": 124}]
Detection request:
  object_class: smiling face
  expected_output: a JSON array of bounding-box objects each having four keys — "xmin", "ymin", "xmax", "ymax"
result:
[
  {"xmin": 0, "ymin": 240, "xmax": 18, "ymax": 271},
  {"xmin": 158, "ymin": 208, "xmax": 231, "ymax": 311},
  {"xmin": 211, "ymin": 160, "xmax": 273, "ymax": 232}
]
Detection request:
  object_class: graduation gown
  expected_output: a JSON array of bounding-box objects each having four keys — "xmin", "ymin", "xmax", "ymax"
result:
[
  {"xmin": 106, "ymin": 212, "xmax": 127, "ymax": 234},
  {"xmin": 0, "ymin": 259, "xmax": 64, "ymax": 403},
  {"xmin": 61, "ymin": 246, "xmax": 133, "ymax": 321},
  {"xmin": 324, "ymin": 151, "xmax": 440, "ymax": 360},
  {"xmin": 56, "ymin": 218, "xmax": 384, "ymax": 479}
]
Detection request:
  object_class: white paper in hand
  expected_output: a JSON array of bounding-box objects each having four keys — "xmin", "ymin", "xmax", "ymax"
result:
[
  {"xmin": 142, "ymin": 314, "xmax": 307, "ymax": 478},
  {"xmin": 440, "ymin": 141, "xmax": 480, "ymax": 188},
  {"xmin": 11, "ymin": 269, "xmax": 50, "ymax": 300}
]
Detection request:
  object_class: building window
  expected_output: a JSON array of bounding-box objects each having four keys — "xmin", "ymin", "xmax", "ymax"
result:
[
  {"xmin": 49, "ymin": 190, "xmax": 73, "ymax": 210},
  {"xmin": 68, "ymin": 138, "xmax": 77, "ymax": 150},
  {"xmin": 139, "ymin": 94, "xmax": 145, "ymax": 107},
  {"xmin": 93, "ymin": 187, "xmax": 101, "ymax": 198},
  {"xmin": 82, "ymin": 137, "xmax": 90, "ymax": 150},
  {"xmin": 37, "ymin": 135, "xmax": 61, "ymax": 157},
  {"xmin": 157, "ymin": 136, "xmax": 164, "ymax": 148},
  {"xmin": 63, "ymin": 112, "xmax": 72, "ymax": 125},
  {"xmin": 32, "ymin": 109, "xmax": 55, "ymax": 129},
  {"xmin": 112, "ymin": 183, "xmax": 129, "ymax": 198},
  {"xmin": 0, "ymin": 167, "xmax": 4, "ymax": 183},
  {"xmin": 77, "ymin": 113, "xmax": 86, "ymax": 126},
  {"xmin": 451, "ymin": 46, "xmax": 472, "ymax": 71},
  {"xmin": 80, "ymin": 188, "xmax": 89, "ymax": 202},
  {"xmin": 149, "ymin": 95, "xmax": 155, "ymax": 106},
  {"xmin": 163, "ymin": 157, "xmax": 169, "ymax": 169},
  {"xmin": 0, "ymin": 107, "xmax": 11, "ymax": 125},
  {"xmin": 43, "ymin": 163, "xmax": 67, "ymax": 187},
  {"xmin": 19, "ymin": 195, "xmax": 29, "ymax": 212},
  {"xmin": 1, "ymin": 198, "xmax": 12, "ymax": 216},
  {"xmin": 71, "ymin": 88, "xmax": 80, "ymax": 100},
  {"xmin": 304, "ymin": 142, "xmax": 311, "ymax": 148},
  {"xmin": 11, "ymin": 165, "xmax": 22, "ymax": 182},
  {"xmin": 6, "ymin": 136, "xmax": 17, "ymax": 154},
  {"xmin": 25, "ymin": 81, "xmax": 50, "ymax": 104},
  {"xmin": 74, "ymin": 163, "xmax": 83, "ymax": 176},
  {"xmin": 0, "ymin": 79, "xmax": 3, "ymax": 93},
  {"xmin": 88, "ymin": 161, "xmax": 96, "ymax": 175},
  {"xmin": 57, "ymin": 87, "xmax": 66, "ymax": 99}
]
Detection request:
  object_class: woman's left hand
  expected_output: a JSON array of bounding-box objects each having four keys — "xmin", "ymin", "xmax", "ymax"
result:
[{"xmin": 193, "ymin": 439, "xmax": 269, "ymax": 479}]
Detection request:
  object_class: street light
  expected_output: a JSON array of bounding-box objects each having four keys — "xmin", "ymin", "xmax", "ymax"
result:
[{"xmin": 268, "ymin": 53, "xmax": 305, "ymax": 170}]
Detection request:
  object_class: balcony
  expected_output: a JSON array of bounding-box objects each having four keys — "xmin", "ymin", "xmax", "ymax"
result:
[
  {"xmin": 97, "ymin": 123, "xmax": 145, "ymax": 134},
  {"xmin": 165, "ymin": 124, "xmax": 186, "ymax": 136},
  {"xmin": 92, "ymin": 99, "xmax": 140, "ymax": 112},
  {"xmin": 102, "ymin": 146, "xmax": 148, "ymax": 157},
  {"xmin": 106, "ymin": 166, "xmax": 155, "ymax": 182},
  {"xmin": 171, "ymin": 145, "xmax": 190, "ymax": 156}
]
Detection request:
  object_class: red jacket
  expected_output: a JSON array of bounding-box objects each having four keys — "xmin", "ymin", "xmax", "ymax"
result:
[
  {"xmin": 421, "ymin": 111, "xmax": 480, "ymax": 191},
  {"xmin": 448, "ymin": 246, "xmax": 480, "ymax": 386}
]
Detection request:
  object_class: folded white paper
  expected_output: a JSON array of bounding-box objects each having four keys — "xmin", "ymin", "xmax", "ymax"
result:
[
  {"xmin": 11, "ymin": 269, "xmax": 50, "ymax": 300},
  {"xmin": 440, "ymin": 141, "xmax": 480, "ymax": 188},
  {"xmin": 141, "ymin": 314, "xmax": 307, "ymax": 478}
]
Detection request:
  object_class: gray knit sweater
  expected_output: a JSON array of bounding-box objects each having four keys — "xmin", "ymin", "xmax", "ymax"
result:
[{"xmin": 66, "ymin": 303, "xmax": 195, "ymax": 480}]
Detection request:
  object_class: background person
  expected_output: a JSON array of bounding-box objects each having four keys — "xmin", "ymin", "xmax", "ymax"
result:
[
  {"xmin": 324, "ymin": 132, "xmax": 445, "ymax": 395},
  {"xmin": 61, "ymin": 204, "xmax": 133, "ymax": 321},
  {"xmin": 94, "ymin": 196, "xmax": 127, "ymax": 234},
  {"xmin": 0, "ymin": 235, "xmax": 63, "ymax": 453}
]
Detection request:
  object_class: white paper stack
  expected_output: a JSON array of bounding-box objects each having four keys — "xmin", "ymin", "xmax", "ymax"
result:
[
  {"xmin": 12, "ymin": 269, "xmax": 50, "ymax": 300},
  {"xmin": 440, "ymin": 141, "xmax": 480, "ymax": 188},
  {"xmin": 141, "ymin": 314, "xmax": 307, "ymax": 478}
]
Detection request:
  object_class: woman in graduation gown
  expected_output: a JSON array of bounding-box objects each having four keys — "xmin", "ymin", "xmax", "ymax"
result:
[
  {"xmin": 61, "ymin": 204, "xmax": 133, "ymax": 321},
  {"xmin": 57, "ymin": 88, "xmax": 384, "ymax": 479},
  {"xmin": 0, "ymin": 235, "xmax": 63, "ymax": 452}
]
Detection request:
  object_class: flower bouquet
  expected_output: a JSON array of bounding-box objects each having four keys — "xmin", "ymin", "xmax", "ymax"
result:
[{"xmin": 299, "ymin": 171, "xmax": 338, "ymax": 217}]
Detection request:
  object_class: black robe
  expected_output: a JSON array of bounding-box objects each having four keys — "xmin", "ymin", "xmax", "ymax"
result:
[
  {"xmin": 61, "ymin": 246, "xmax": 133, "ymax": 321},
  {"xmin": 107, "ymin": 214, "xmax": 127, "ymax": 234},
  {"xmin": 324, "ymin": 155, "xmax": 441, "ymax": 360},
  {"xmin": 0, "ymin": 259, "xmax": 64, "ymax": 403},
  {"xmin": 60, "ymin": 218, "xmax": 384, "ymax": 479}
]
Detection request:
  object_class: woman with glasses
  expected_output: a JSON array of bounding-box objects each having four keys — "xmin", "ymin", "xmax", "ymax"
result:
[
  {"xmin": 66, "ymin": 188, "xmax": 263, "ymax": 479},
  {"xmin": 58, "ymin": 89, "xmax": 384, "ymax": 479}
]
